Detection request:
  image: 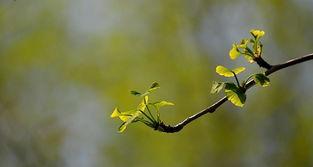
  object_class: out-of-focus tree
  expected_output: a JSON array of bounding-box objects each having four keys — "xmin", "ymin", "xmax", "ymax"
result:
[{"xmin": 0, "ymin": 0, "xmax": 313, "ymax": 167}]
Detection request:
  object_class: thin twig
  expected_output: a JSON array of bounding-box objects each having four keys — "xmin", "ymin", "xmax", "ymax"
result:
[{"xmin": 156, "ymin": 53, "xmax": 313, "ymax": 133}]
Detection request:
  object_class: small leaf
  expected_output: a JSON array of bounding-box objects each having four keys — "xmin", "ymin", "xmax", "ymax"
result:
[
  {"xmin": 118, "ymin": 110, "xmax": 137, "ymax": 122},
  {"xmin": 116, "ymin": 96, "xmax": 150, "ymax": 132},
  {"xmin": 118, "ymin": 112, "xmax": 140, "ymax": 133},
  {"xmin": 111, "ymin": 108, "xmax": 121, "ymax": 118},
  {"xmin": 237, "ymin": 39, "xmax": 249, "ymax": 48},
  {"xmin": 216, "ymin": 66, "xmax": 245, "ymax": 77},
  {"xmin": 118, "ymin": 122, "xmax": 127, "ymax": 133},
  {"xmin": 148, "ymin": 82, "xmax": 160, "ymax": 92},
  {"xmin": 130, "ymin": 90, "xmax": 141, "ymax": 96},
  {"xmin": 152, "ymin": 101, "xmax": 175, "ymax": 109},
  {"xmin": 111, "ymin": 108, "xmax": 137, "ymax": 122},
  {"xmin": 216, "ymin": 66, "xmax": 233, "ymax": 77},
  {"xmin": 232, "ymin": 67, "xmax": 246, "ymax": 74},
  {"xmin": 224, "ymin": 83, "xmax": 246, "ymax": 107},
  {"xmin": 253, "ymin": 73, "xmax": 270, "ymax": 87},
  {"xmin": 229, "ymin": 44, "xmax": 240, "ymax": 60},
  {"xmin": 255, "ymin": 43, "xmax": 263, "ymax": 57},
  {"xmin": 141, "ymin": 82, "xmax": 160, "ymax": 96},
  {"xmin": 150, "ymin": 82, "xmax": 160, "ymax": 90},
  {"xmin": 137, "ymin": 96, "xmax": 148, "ymax": 111},
  {"xmin": 243, "ymin": 54, "xmax": 254, "ymax": 63},
  {"xmin": 210, "ymin": 81, "xmax": 225, "ymax": 94},
  {"xmin": 250, "ymin": 29, "xmax": 265, "ymax": 39}
]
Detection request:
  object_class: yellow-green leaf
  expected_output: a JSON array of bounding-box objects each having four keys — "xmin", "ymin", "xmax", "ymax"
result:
[
  {"xmin": 216, "ymin": 66, "xmax": 233, "ymax": 77},
  {"xmin": 153, "ymin": 101, "xmax": 174, "ymax": 109},
  {"xmin": 225, "ymin": 83, "xmax": 246, "ymax": 107},
  {"xmin": 149, "ymin": 82, "xmax": 160, "ymax": 90},
  {"xmin": 118, "ymin": 110, "xmax": 137, "ymax": 122},
  {"xmin": 130, "ymin": 90, "xmax": 141, "ymax": 96},
  {"xmin": 111, "ymin": 108, "xmax": 121, "ymax": 118},
  {"xmin": 243, "ymin": 55, "xmax": 254, "ymax": 63},
  {"xmin": 141, "ymin": 82, "xmax": 160, "ymax": 96},
  {"xmin": 232, "ymin": 67, "xmax": 246, "ymax": 74},
  {"xmin": 137, "ymin": 96, "xmax": 148, "ymax": 111},
  {"xmin": 118, "ymin": 122, "xmax": 127, "ymax": 132},
  {"xmin": 229, "ymin": 44, "xmax": 240, "ymax": 60},
  {"xmin": 216, "ymin": 66, "xmax": 245, "ymax": 77},
  {"xmin": 111, "ymin": 108, "xmax": 137, "ymax": 122},
  {"xmin": 253, "ymin": 74, "xmax": 270, "ymax": 87},
  {"xmin": 118, "ymin": 112, "xmax": 140, "ymax": 133},
  {"xmin": 237, "ymin": 39, "xmax": 249, "ymax": 48},
  {"xmin": 250, "ymin": 29, "xmax": 265, "ymax": 39},
  {"xmin": 147, "ymin": 82, "xmax": 160, "ymax": 93},
  {"xmin": 210, "ymin": 81, "xmax": 225, "ymax": 94}
]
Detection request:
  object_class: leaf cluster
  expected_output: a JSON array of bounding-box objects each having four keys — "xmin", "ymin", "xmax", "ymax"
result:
[
  {"xmin": 229, "ymin": 29, "xmax": 265, "ymax": 63},
  {"xmin": 211, "ymin": 29, "xmax": 270, "ymax": 107},
  {"xmin": 111, "ymin": 82, "xmax": 174, "ymax": 132}
]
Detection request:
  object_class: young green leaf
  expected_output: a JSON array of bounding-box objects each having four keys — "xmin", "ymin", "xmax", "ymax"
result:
[
  {"xmin": 216, "ymin": 66, "xmax": 233, "ymax": 77},
  {"xmin": 137, "ymin": 96, "xmax": 148, "ymax": 111},
  {"xmin": 118, "ymin": 112, "xmax": 140, "ymax": 133},
  {"xmin": 232, "ymin": 67, "xmax": 246, "ymax": 74},
  {"xmin": 130, "ymin": 90, "xmax": 141, "ymax": 96},
  {"xmin": 237, "ymin": 39, "xmax": 249, "ymax": 48},
  {"xmin": 152, "ymin": 101, "xmax": 175, "ymax": 109},
  {"xmin": 250, "ymin": 29, "xmax": 265, "ymax": 39},
  {"xmin": 111, "ymin": 108, "xmax": 121, "ymax": 118},
  {"xmin": 243, "ymin": 54, "xmax": 254, "ymax": 63},
  {"xmin": 229, "ymin": 44, "xmax": 240, "ymax": 60},
  {"xmin": 140, "ymin": 82, "xmax": 160, "ymax": 96},
  {"xmin": 111, "ymin": 108, "xmax": 137, "ymax": 122},
  {"xmin": 210, "ymin": 81, "xmax": 225, "ymax": 94},
  {"xmin": 112, "ymin": 96, "xmax": 151, "ymax": 132},
  {"xmin": 148, "ymin": 82, "xmax": 160, "ymax": 92},
  {"xmin": 216, "ymin": 66, "xmax": 246, "ymax": 77},
  {"xmin": 253, "ymin": 73, "xmax": 270, "ymax": 87},
  {"xmin": 224, "ymin": 83, "xmax": 246, "ymax": 107},
  {"xmin": 118, "ymin": 122, "xmax": 127, "ymax": 133}
]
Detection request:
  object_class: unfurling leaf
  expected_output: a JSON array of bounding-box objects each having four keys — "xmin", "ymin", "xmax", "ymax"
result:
[
  {"xmin": 118, "ymin": 112, "xmax": 140, "ymax": 133},
  {"xmin": 224, "ymin": 83, "xmax": 246, "ymax": 107},
  {"xmin": 137, "ymin": 96, "xmax": 148, "ymax": 111},
  {"xmin": 210, "ymin": 81, "xmax": 225, "ymax": 94},
  {"xmin": 243, "ymin": 54, "xmax": 254, "ymax": 63},
  {"xmin": 111, "ymin": 108, "xmax": 137, "ymax": 122},
  {"xmin": 250, "ymin": 29, "xmax": 265, "ymax": 39},
  {"xmin": 130, "ymin": 90, "xmax": 141, "ymax": 96},
  {"xmin": 232, "ymin": 67, "xmax": 246, "ymax": 74},
  {"xmin": 149, "ymin": 82, "xmax": 160, "ymax": 91},
  {"xmin": 253, "ymin": 73, "xmax": 270, "ymax": 87},
  {"xmin": 237, "ymin": 39, "xmax": 249, "ymax": 48},
  {"xmin": 152, "ymin": 101, "xmax": 175, "ymax": 109},
  {"xmin": 111, "ymin": 108, "xmax": 121, "ymax": 118},
  {"xmin": 112, "ymin": 96, "xmax": 149, "ymax": 133},
  {"xmin": 140, "ymin": 82, "xmax": 160, "ymax": 96},
  {"xmin": 216, "ymin": 66, "xmax": 245, "ymax": 77},
  {"xmin": 216, "ymin": 66, "xmax": 233, "ymax": 77},
  {"xmin": 229, "ymin": 44, "xmax": 240, "ymax": 60}
]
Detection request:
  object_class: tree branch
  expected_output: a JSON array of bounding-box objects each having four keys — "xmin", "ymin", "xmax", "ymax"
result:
[{"xmin": 156, "ymin": 53, "xmax": 313, "ymax": 133}]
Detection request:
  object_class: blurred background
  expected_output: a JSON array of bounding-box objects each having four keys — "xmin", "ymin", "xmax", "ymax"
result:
[{"xmin": 1, "ymin": 0, "xmax": 313, "ymax": 166}]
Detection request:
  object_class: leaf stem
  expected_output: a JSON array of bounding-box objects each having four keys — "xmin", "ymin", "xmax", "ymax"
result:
[
  {"xmin": 139, "ymin": 110, "xmax": 155, "ymax": 124},
  {"xmin": 244, "ymin": 74, "xmax": 255, "ymax": 86},
  {"xmin": 146, "ymin": 105, "xmax": 156, "ymax": 122},
  {"xmin": 232, "ymin": 72, "xmax": 241, "ymax": 87}
]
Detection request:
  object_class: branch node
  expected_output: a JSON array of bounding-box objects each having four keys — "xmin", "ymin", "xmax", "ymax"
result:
[{"xmin": 254, "ymin": 57, "xmax": 272, "ymax": 70}]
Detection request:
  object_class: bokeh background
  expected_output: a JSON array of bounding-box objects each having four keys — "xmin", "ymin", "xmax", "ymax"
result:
[{"xmin": 1, "ymin": 0, "xmax": 313, "ymax": 166}]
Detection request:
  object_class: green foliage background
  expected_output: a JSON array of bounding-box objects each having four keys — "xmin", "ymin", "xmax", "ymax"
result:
[{"xmin": 1, "ymin": 0, "xmax": 313, "ymax": 166}]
